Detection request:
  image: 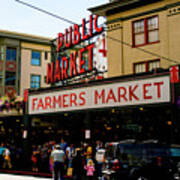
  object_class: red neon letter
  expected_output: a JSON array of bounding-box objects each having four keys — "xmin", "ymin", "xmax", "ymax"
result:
[
  {"xmin": 54, "ymin": 59, "xmax": 61, "ymax": 82},
  {"xmin": 65, "ymin": 27, "xmax": 72, "ymax": 48},
  {"xmin": 37, "ymin": 98, "xmax": 45, "ymax": 110},
  {"xmin": 94, "ymin": 89, "xmax": 105, "ymax": 104},
  {"xmin": 82, "ymin": 18, "xmax": 88, "ymax": 41},
  {"xmin": 70, "ymin": 93, "xmax": 77, "ymax": 107},
  {"xmin": 94, "ymin": 15, "xmax": 103, "ymax": 33},
  {"xmin": 79, "ymin": 92, "xmax": 86, "ymax": 106},
  {"xmin": 32, "ymin": 98, "xmax": 37, "ymax": 111},
  {"xmin": 86, "ymin": 43, "xmax": 95, "ymax": 71},
  {"xmin": 70, "ymin": 51, "xmax": 78, "ymax": 77},
  {"xmin": 61, "ymin": 57, "xmax": 69, "ymax": 80},
  {"xmin": 129, "ymin": 85, "xmax": 139, "ymax": 101},
  {"xmin": 62, "ymin": 94, "xmax": 69, "ymax": 108},
  {"xmin": 143, "ymin": 83, "xmax": 152, "ymax": 99},
  {"xmin": 73, "ymin": 24, "xmax": 80, "ymax": 45},
  {"xmin": 45, "ymin": 96, "xmax": 52, "ymax": 109},
  {"xmin": 154, "ymin": 82, "xmax": 164, "ymax": 98},
  {"xmin": 57, "ymin": 33, "xmax": 64, "ymax": 52},
  {"xmin": 89, "ymin": 15, "xmax": 93, "ymax": 38},
  {"xmin": 79, "ymin": 47, "xmax": 86, "ymax": 74},
  {"xmin": 53, "ymin": 96, "xmax": 61, "ymax": 108},
  {"xmin": 46, "ymin": 62, "xmax": 54, "ymax": 84},
  {"xmin": 106, "ymin": 89, "xmax": 117, "ymax": 103},
  {"xmin": 118, "ymin": 87, "xmax": 128, "ymax": 102}
]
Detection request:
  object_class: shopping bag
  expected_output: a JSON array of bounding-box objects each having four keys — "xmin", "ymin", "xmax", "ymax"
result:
[{"xmin": 67, "ymin": 167, "xmax": 73, "ymax": 177}]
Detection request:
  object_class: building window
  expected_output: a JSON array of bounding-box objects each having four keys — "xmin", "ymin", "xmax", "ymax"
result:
[
  {"xmin": 132, "ymin": 16, "xmax": 159, "ymax": 47},
  {"xmin": 30, "ymin": 75, "xmax": 41, "ymax": 88},
  {"xmin": 6, "ymin": 47, "xmax": 16, "ymax": 61},
  {"xmin": 44, "ymin": 51, "xmax": 48, "ymax": 60},
  {"xmin": 134, "ymin": 63, "xmax": 146, "ymax": 73},
  {"xmin": 134, "ymin": 60, "xmax": 160, "ymax": 73},
  {"xmin": 31, "ymin": 51, "xmax": 41, "ymax": 66},
  {"xmin": 5, "ymin": 72, "xmax": 16, "ymax": 85}
]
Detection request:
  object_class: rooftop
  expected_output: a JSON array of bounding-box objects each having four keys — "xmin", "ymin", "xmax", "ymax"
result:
[
  {"xmin": 0, "ymin": 29, "xmax": 53, "ymax": 45},
  {"xmin": 88, "ymin": 0, "xmax": 163, "ymax": 16}
]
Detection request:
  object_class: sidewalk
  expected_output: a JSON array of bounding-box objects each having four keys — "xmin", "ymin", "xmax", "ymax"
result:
[{"xmin": 0, "ymin": 173, "xmax": 51, "ymax": 180}]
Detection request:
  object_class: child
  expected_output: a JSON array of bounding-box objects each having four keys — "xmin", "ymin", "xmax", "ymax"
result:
[{"xmin": 84, "ymin": 159, "xmax": 95, "ymax": 180}]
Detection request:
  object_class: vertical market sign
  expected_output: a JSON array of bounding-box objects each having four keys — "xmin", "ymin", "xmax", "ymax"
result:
[{"xmin": 46, "ymin": 15, "xmax": 107, "ymax": 84}]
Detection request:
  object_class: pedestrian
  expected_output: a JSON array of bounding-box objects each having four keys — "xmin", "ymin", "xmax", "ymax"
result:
[
  {"xmin": 2, "ymin": 146, "xmax": 12, "ymax": 169},
  {"xmin": 66, "ymin": 143, "xmax": 75, "ymax": 167},
  {"xmin": 0, "ymin": 143, "xmax": 5, "ymax": 168},
  {"xmin": 50, "ymin": 144, "xmax": 66, "ymax": 180},
  {"xmin": 95, "ymin": 145, "xmax": 106, "ymax": 179},
  {"xmin": 84, "ymin": 142, "xmax": 93, "ymax": 163},
  {"xmin": 40, "ymin": 143, "xmax": 49, "ymax": 172},
  {"xmin": 72, "ymin": 148, "xmax": 84, "ymax": 180},
  {"xmin": 59, "ymin": 138, "xmax": 67, "ymax": 152},
  {"xmin": 31, "ymin": 150, "xmax": 38, "ymax": 172},
  {"xmin": 84, "ymin": 159, "xmax": 95, "ymax": 180},
  {"xmin": 48, "ymin": 144, "xmax": 53, "ymax": 173}
]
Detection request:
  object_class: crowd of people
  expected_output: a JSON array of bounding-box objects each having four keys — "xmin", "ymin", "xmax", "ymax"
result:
[
  {"xmin": 0, "ymin": 138, "xmax": 178, "ymax": 180},
  {"xmin": 0, "ymin": 139, "xmax": 107, "ymax": 180},
  {"xmin": 47, "ymin": 138, "xmax": 106, "ymax": 180}
]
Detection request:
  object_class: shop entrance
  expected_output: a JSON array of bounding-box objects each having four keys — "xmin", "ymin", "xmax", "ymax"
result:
[
  {"xmin": 0, "ymin": 116, "xmax": 23, "ymax": 146},
  {"xmin": 28, "ymin": 104, "xmax": 176, "ymax": 147}
]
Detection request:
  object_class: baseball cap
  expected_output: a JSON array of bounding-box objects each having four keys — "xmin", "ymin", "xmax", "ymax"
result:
[{"xmin": 55, "ymin": 144, "xmax": 60, "ymax": 149}]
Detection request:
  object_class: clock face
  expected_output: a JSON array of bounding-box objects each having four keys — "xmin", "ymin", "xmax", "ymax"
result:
[{"xmin": 93, "ymin": 33, "xmax": 107, "ymax": 73}]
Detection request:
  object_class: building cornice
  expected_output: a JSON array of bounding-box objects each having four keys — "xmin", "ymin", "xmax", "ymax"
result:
[
  {"xmin": 106, "ymin": 1, "xmax": 180, "ymax": 24},
  {"xmin": 88, "ymin": 0, "xmax": 163, "ymax": 16},
  {"xmin": 0, "ymin": 29, "xmax": 53, "ymax": 45}
]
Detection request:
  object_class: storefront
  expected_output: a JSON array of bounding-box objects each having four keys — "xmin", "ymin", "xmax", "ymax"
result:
[
  {"xmin": 0, "ymin": 95, "xmax": 24, "ymax": 147},
  {"xmin": 26, "ymin": 71, "xmax": 180, "ymax": 147}
]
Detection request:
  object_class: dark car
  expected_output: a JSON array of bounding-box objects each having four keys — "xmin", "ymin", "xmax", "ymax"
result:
[{"xmin": 105, "ymin": 140, "xmax": 178, "ymax": 180}]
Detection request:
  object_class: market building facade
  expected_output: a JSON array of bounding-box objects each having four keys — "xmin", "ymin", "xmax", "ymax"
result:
[
  {"xmin": 25, "ymin": 0, "xmax": 180, "ymax": 149},
  {"xmin": 1, "ymin": 0, "xmax": 180, "ymax": 173},
  {"xmin": 28, "ymin": 72, "xmax": 174, "ymax": 143}
]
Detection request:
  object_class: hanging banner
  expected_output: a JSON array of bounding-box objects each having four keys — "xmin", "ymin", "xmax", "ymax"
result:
[{"xmin": 28, "ymin": 76, "xmax": 170, "ymax": 115}]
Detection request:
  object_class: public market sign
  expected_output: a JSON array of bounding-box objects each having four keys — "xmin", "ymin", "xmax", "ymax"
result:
[
  {"xmin": 28, "ymin": 76, "xmax": 170, "ymax": 115},
  {"xmin": 46, "ymin": 15, "xmax": 104, "ymax": 84}
]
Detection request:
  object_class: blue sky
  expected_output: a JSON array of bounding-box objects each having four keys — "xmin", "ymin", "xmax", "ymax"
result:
[{"xmin": 0, "ymin": 0, "xmax": 108, "ymax": 38}]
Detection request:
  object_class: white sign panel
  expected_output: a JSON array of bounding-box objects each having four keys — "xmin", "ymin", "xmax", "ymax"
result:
[
  {"xmin": 85, "ymin": 130, "xmax": 91, "ymax": 139},
  {"xmin": 28, "ymin": 76, "xmax": 170, "ymax": 115}
]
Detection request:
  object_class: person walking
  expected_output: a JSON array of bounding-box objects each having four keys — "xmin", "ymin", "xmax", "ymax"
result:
[
  {"xmin": 95, "ymin": 145, "xmax": 106, "ymax": 179},
  {"xmin": 2, "ymin": 147, "xmax": 12, "ymax": 169},
  {"xmin": 0, "ymin": 143, "xmax": 5, "ymax": 168},
  {"xmin": 50, "ymin": 144, "xmax": 66, "ymax": 180},
  {"xmin": 72, "ymin": 148, "xmax": 85, "ymax": 180},
  {"xmin": 31, "ymin": 150, "xmax": 38, "ymax": 172}
]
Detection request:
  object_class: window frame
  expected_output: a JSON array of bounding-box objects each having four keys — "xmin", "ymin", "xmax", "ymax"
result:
[
  {"xmin": 6, "ymin": 47, "xmax": 17, "ymax": 61},
  {"xmin": 5, "ymin": 71, "xmax": 16, "ymax": 86},
  {"xmin": 44, "ymin": 51, "xmax": 48, "ymax": 60},
  {"xmin": 30, "ymin": 74, "xmax": 41, "ymax": 89},
  {"xmin": 31, "ymin": 50, "xmax": 41, "ymax": 66},
  {"xmin": 132, "ymin": 15, "xmax": 160, "ymax": 47},
  {"xmin": 133, "ymin": 59, "xmax": 160, "ymax": 74}
]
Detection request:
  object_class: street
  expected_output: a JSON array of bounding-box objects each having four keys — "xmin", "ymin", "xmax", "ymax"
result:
[{"xmin": 0, "ymin": 174, "xmax": 51, "ymax": 180}]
